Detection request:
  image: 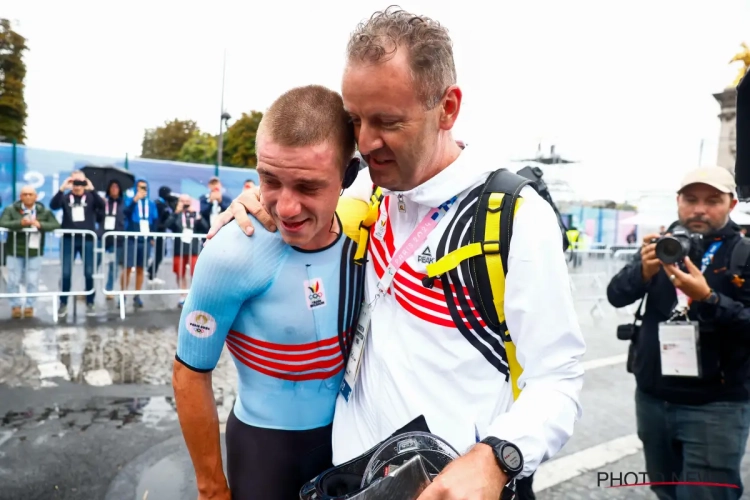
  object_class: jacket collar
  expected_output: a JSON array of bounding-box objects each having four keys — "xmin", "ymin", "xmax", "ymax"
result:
[
  {"xmin": 14, "ymin": 200, "xmax": 41, "ymax": 212},
  {"xmin": 380, "ymin": 145, "xmax": 494, "ymax": 207}
]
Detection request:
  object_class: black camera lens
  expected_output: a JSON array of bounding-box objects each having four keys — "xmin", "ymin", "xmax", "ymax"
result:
[{"xmin": 655, "ymin": 234, "xmax": 695, "ymax": 264}]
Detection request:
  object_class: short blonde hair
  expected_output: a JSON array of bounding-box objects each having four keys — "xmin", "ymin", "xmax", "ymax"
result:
[{"xmin": 256, "ymin": 85, "xmax": 355, "ymax": 169}]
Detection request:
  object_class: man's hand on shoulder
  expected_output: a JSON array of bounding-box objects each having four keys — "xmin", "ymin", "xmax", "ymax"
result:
[
  {"xmin": 206, "ymin": 186, "xmax": 276, "ymax": 241},
  {"xmin": 417, "ymin": 443, "xmax": 506, "ymax": 500}
]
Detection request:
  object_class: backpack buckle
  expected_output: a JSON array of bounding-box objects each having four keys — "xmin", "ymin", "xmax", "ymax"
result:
[{"xmin": 482, "ymin": 240, "xmax": 501, "ymax": 254}]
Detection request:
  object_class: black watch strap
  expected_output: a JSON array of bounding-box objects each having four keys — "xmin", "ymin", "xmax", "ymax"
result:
[{"xmin": 480, "ymin": 436, "xmax": 524, "ymax": 480}]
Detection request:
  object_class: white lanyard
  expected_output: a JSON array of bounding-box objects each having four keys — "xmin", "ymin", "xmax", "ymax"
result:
[
  {"xmin": 69, "ymin": 194, "xmax": 86, "ymax": 207},
  {"xmin": 339, "ymin": 194, "xmax": 457, "ymax": 402},
  {"xmin": 181, "ymin": 212, "xmax": 193, "ymax": 229},
  {"xmin": 137, "ymin": 200, "xmax": 149, "ymax": 220},
  {"xmin": 24, "ymin": 207, "xmax": 36, "ymax": 220},
  {"xmin": 107, "ymin": 200, "xmax": 118, "ymax": 215}
]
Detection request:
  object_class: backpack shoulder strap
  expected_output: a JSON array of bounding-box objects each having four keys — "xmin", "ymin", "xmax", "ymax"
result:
[
  {"xmin": 471, "ymin": 170, "xmax": 531, "ymax": 401},
  {"xmin": 475, "ymin": 169, "xmax": 534, "ymax": 280},
  {"xmin": 425, "ymin": 169, "xmax": 531, "ymax": 401},
  {"xmin": 730, "ymin": 237, "xmax": 750, "ymax": 279}
]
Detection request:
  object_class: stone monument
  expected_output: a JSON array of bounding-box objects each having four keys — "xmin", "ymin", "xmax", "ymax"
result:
[{"xmin": 713, "ymin": 43, "xmax": 749, "ymax": 174}]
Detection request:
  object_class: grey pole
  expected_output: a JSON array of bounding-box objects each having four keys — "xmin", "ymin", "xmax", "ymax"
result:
[{"xmin": 217, "ymin": 50, "xmax": 227, "ymax": 167}]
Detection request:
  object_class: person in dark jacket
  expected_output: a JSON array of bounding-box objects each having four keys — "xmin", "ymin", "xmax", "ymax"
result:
[
  {"xmin": 96, "ymin": 179, "xmax": 127, "ymax": 298},
  {"xmin": 165, "ymin": 193, "xmax": 208, "ymax": 307},
  {"xmin": 148, "ymin": 186, "xmax": 177, "ymax": 285},
  {"xmin": 50, "ymin": 170, "xmax": 105, "ymax": 317},
  {"xmin": 607, "ymin": 166, "xmax": 750, "ymax": 500},
  {"xmin": 0, "ymin": 186, "xmax": 60, "ymax": 318},
  {"xmin": 122, "ymin": 177, "xmax": 158, "ymax": 309},
  {"xmin": 199, "ymin": 176, "xmax": 232, "ymax": 225}
]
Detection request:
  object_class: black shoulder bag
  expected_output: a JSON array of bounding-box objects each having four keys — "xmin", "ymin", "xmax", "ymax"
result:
[{"xmin": 616, "ymin": 294, "xmax": 647, "ymax": 374}]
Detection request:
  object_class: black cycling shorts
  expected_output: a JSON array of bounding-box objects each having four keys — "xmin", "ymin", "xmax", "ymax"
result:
[{"xmin": 226, "ymin": 409, "xmax": 333, "ymax": 499}]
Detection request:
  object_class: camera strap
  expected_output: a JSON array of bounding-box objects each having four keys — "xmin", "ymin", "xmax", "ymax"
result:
[{"xmin": 633, "ymin": 294, "xmax": 647, "ymax": 326}]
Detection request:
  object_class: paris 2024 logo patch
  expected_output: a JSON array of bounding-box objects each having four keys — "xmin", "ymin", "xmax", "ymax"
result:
[
  {"xmin": 185, "ymin": 311, "xmax": 217, "ymax": 338},
  {"xmin": 304, "ymin": 279, "xmax": 327, "ymax": 310}
]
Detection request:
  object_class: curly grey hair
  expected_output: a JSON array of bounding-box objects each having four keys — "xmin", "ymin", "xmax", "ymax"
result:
[{"xmin": 346, "ymin": 6, "xmax": 457, "ymax": 109}]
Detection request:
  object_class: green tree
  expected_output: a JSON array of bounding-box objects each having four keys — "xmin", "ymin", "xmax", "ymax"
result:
[
  {"xmin": 178, "ymin": 131, "xmax": 217, "ymax": 165},
  {"xmin": 222, "ymin": 111, "xmax": 263, "ymax": 168},
  {"xmin": 0, "ymin": 19, "xmax": 29, "ymax": 144},
  {"xmin": 141, "ymin": 119, "xmax": 198, "ymax": 160}
]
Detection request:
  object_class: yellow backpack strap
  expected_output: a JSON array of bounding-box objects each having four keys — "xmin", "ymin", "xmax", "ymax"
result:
[
  {"xmin": 353, "ymin": 186, "xmax": 383, "ymax": 263},
  {"xmin": 425, "ymin": 169, "xmax": 532, "ymax": 400}
]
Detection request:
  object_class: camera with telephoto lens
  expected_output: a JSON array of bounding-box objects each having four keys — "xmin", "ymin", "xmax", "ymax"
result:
[{"xmin": 654, "ymin": 225, "xmax": 704, "ymax": 265}]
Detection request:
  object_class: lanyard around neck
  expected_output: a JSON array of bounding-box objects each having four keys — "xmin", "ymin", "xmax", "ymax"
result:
[{"xmin": 375, "ymin": 196, "xmax": 457, "ymax": 297}]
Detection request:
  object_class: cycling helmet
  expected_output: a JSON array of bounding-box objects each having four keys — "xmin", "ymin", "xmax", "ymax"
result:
[{"xmin": 299, "ymin": 431, "xmax": 459, "ymax": 500}]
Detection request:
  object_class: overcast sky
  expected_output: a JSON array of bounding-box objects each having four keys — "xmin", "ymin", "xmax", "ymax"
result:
[{"xmin": 5, "ymin": 0, "xmax": 750, "ymax": 201}]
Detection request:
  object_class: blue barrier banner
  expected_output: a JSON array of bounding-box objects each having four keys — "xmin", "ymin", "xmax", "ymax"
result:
[{"xmin": 0, "ymin": 143, "xmax": 259, "ymax": 257}]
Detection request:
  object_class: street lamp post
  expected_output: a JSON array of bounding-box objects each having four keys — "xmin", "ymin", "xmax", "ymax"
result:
[
  {"xmin": 216, "ymin": 50, "xmax": 229, "ymax": 172},
  {"xmin": 217, "ymin": 112, "xmax": 231, "ymax": 168}
]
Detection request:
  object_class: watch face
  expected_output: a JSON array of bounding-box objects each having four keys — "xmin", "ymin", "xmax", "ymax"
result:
[{"xmin": 501, "ymin": 444, "xmax": 522, "ymax": 471}]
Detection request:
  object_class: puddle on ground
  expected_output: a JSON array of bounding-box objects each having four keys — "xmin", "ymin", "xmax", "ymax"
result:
[
  {"xmin": 0, "ymin": 397, "xmax": 236, "ymax": 449},
  {"xmin": 0, "ymin": 326, "xmax": 238, "ymax": 420}
]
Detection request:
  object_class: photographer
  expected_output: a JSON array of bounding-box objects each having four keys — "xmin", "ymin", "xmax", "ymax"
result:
[
  {"xmin": 50, "ymin": 170, "xmax": 105, "ymax": 317},
  {"xmin": 607, "ymin": 166, "xmax": 750, "ymax": 500},
  {"xmin": 165, "ymin": 193, "xmax": 207, "ymax": 308}
]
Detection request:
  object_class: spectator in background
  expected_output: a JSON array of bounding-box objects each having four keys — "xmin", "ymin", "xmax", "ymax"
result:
[
  {"xmin": 97, "ymin": 180, "xmax": 126, "ymax": 300},
  {"xmin": 50, "ymin": 170, "xmax": 104, "ymax": 317},
  {"xmin": 626, "ymin": 229, "xmax": 637, "ymax": 244},
  {"xmin": 166, "ymin": 193, "xmax": 208, "ymax": 308},
  {"xmin": 0, "ymin": 185, "xmax": 60, "ymax": 318},
  {"xmin": 200, "ymin": 177, "xmax": 232, "ymax": 226},
  {"xmin": 567, "ymin": 225, "xmax": 582, "ymax": 268},
  {"xmin": 149, "ymin": 185, "xmax": 177, "ymax": 286},
  {"xmin": 123, "ymin": 178, "xmax": 158, "ymax": 309},
  {"xmin": 243, "ymin": 179, "xmax": 255, "ymax": 191}
]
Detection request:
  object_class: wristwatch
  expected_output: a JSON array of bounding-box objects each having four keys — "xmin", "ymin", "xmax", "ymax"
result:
[
  {"xmin": 702, "ymin": 289, "xmax": 720, "ymax": 305},
  {"xmin": 480, "ymin": 437, "xmax": 524, "ymax": 480}
]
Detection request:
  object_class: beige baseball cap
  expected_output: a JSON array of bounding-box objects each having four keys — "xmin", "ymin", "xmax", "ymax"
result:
[{"xmin": 678, "ymin": 166, "xmax": 736, "ymax": 195}]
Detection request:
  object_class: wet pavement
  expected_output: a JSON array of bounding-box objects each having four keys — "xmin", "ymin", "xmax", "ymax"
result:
[
  {"xmin": 0, "ymin": 311, "xmax": 237, "ymax": 500},
  {"xmin": 2, "ymin": 254, "xmax": 750, "ymax": 499}
]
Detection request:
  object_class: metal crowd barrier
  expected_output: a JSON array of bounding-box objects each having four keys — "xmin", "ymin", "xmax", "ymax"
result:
[
  {"xmin": 100, "ymin": 231, "xmax": 207, "ymax": 319},
  {"xmin": 0, "ymin": 228, "xmax": 99, "ymax": 322},
  {"xmin": 565, "ymin": 247, "xmax": 639, "ymax": 317},
  {"xmin": 0, "ymin": 227, "xmax": 639, "ymax": 321}
]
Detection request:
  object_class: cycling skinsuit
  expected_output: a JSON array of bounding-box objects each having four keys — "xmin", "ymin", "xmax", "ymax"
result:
[{"xmin": 176, "ymin": 216, "xmax": 364, "ymax": 499}]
